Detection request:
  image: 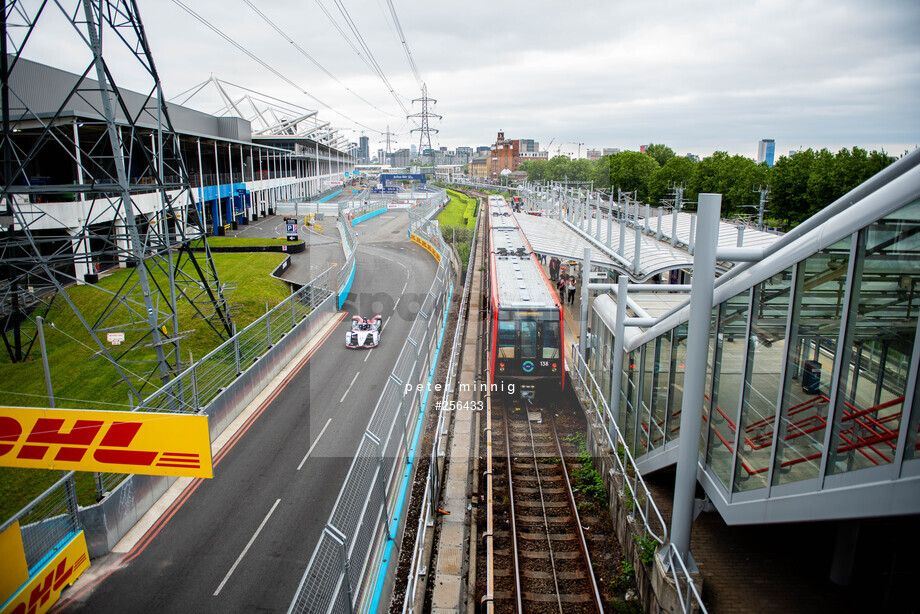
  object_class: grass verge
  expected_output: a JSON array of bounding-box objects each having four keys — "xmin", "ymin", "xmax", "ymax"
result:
[{"xmin": 0, "ymin": 250, "xmax": 291, "ymax": 521}]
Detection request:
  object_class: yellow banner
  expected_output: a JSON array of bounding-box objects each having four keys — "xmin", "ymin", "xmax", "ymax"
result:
[
  {"xmin": 0, "ymin": 531, "xmax": 90, "ymax": 614},
  {"xmin": 410, "ymin": 234, "xmax": 441, "ymax": 263},
  {"xmin": 0, "ymin": 522, "xmax": 28, "ymax": 605},
  {"xmin": 0, "ymin": 407, "xmax": 212, "ymax": 478}
]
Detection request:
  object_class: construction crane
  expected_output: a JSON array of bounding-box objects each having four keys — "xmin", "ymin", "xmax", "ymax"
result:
[
  {"xmin": 556, "ymin": 142, "xmax": 585, "ymax": 159},
  {"xmin": 544, "ymin": 137, "xmax": 555, "ymax": 154}
]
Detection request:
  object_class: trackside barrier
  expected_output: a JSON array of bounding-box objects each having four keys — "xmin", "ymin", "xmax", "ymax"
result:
[
  {"xmin": 337, "ymin": 209, "xmax": 358, "ymax": 308},
  {"xmin": 0, "ymin": 472, "xmax": 85, "ymax": 607},
  {"xmin": 569, "ymin": 345, "xmax": 706, "ymax": 613},
  {"xmin": 288, "ymin": 210, "xmax": 455, "ymax": 614},
  {"xmin": 76, "ymin": 269, "xmax": 337, "ymax": 557},
  {"xmin": 401, "ymin": 199, "xmax": 482, "ymax": 613}
]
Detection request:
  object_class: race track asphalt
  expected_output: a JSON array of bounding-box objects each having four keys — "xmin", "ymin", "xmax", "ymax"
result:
[{"xmin": 58, "ymin": 209, "xmax": 437, "ymax": 613}]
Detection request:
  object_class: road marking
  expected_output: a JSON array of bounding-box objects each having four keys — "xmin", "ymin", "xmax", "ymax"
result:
[
  {"xmin": 214, "ymin": 498, "xmax": 281, "ymax": 596},
  {"xmin": 363, "ymin": 349, "xmax": 372, "ymax": 361},
  {"xmin": 340, "ymin": 371, "xmax": 360, "ymax": 403},
  {"xmin": 297, "ymin": 417, "xmax": 333, "ymax": 471},
  {"xmin": 401, "ymin": 280, "xmax": 408, "ymax": 293}
]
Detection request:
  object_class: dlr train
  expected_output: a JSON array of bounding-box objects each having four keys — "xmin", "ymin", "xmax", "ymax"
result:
[{"xmin": 486, "ymin": 195, "xmax": 565, "ymax": 398}]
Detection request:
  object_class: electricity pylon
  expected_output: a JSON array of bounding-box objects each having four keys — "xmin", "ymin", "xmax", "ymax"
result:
[
  {"xmin": 408, "ymin": 83, "xmax": 441, "ymax": 158},
  {"xmin": 1, "ymin": 1, "xmax": 233, "ymax": 402}
]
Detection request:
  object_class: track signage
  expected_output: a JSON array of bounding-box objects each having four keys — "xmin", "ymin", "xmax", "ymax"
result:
[
  {"xmin": 0, "ymin": 528, "xmax": 90, "ymax": 614},
  {"xmin": 0, "ymin": 407, "xmax": 212, "ymax": 478}
]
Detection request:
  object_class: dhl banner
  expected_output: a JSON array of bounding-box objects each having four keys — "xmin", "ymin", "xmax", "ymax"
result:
[
  {"xmin": 0, "ymin": 407, "xmax": 212, "ymax": 478},
  {"xmin": 410, "ymin": 234, "xmax": 441, "ymax": 263},
  {"xmin": 0, "ymin": 529, "xmax": 90, "ymax": 614}
]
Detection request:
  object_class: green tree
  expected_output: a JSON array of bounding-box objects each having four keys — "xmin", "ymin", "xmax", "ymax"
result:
[
  {"xmin": 648, "ymin": 156, "xmax": 696, "ymax": 205},
  {"xmin": 770, "ymin": 149, "xmax": 816, "ymax": 227},
  {"xmin": 645, "ymin": 143, "xmax": 676, "ymax": 167},
  {"xmin": 519, "ymin": 159, "xmax": 546, "ymax": 182},
  {"xmin": 689, "ymin": 151, "xmax": 765, "ymax": 216},
  {"xmin": 609, "ymin": 151, "xmax": 660, "ymax": 201}
]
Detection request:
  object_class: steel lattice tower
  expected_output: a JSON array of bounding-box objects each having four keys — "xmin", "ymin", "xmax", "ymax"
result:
[
  {"xmin": 408, "ymin": 83, "xmax": 440, "ymax": 156},
  {"xmin": 1, "ymin": 1, "xmax": 233, "ymax": 401}
]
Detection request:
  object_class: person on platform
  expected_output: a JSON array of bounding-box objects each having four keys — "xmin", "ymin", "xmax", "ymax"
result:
[{"xmin": 567, "ymin": 275, "xmax": 576, "ymax": 305}]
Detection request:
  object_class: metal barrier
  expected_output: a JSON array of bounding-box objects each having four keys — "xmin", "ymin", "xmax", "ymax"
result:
[
  {"xmin": 569, "ymin": 345, "xmax": 707, "ymax": 613},
  {"xmin": 288, "ymin": 210, "xmax": 454, "ymax": 614},
  {"xmin": 401, "ymin": 199, "xmax": 482, "ymax": 613}
]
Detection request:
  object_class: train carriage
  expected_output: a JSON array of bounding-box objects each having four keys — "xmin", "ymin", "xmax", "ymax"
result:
[{"xmin": 487, "ymin": 195, "xmax": 564, "ymax": 397}]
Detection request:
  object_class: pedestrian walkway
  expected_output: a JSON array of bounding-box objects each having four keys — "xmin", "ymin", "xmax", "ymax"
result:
[{"xmin": 555, "ymin": 280, "xmax": 910, "ymax": 613}]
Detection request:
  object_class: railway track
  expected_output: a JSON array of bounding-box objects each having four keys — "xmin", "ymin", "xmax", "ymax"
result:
[{"xmin": 491, "ymin": 398, "xmax": 606, "ymax": 613}]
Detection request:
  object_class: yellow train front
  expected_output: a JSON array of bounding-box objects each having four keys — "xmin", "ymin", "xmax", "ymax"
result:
[{"xmin": 486, "ymin": 195, "xmax": 565, "ymax": 400}]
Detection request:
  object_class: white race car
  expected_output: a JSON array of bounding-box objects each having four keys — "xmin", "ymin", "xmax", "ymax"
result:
[{"xmin": 346, "ymin": 315, "xmax": 382, "ymax": 349}]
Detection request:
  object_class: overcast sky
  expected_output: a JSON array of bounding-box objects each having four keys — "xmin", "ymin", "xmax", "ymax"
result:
[{"xmin": 19, "ymin": 0, "xmax": 920, "ymax": 159}]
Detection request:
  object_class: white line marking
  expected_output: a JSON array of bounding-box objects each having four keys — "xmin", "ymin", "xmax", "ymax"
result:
[
  {"xmin": 363, "ymin": 349, "xmax": 372, "ymax": 361},
  {"xmin": 394, "ymin": 297, "xmax": 401, "ymax": 312},
  {"xmin": 297, "ymin": 418, "xmax": 333, "ymax": 470},
  {"xmin": 401, "ymin": 281, "xmax": 408, "ymax": 293},
  {"xmin": 214, "ymin": 498, "xmax": 281, "ymax": 596},
  {"xmin": 340, "ymin": 372, "xmax": 360, "ymax": 403}
]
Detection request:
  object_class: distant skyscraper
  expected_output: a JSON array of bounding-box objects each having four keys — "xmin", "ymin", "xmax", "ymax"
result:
[
  {"xmin": 758, "ymin": 139, "xmax": 775, "ymax": 167},
  {"xmin": 358, "ymin": 135, "xmax": 369, "ymax": 163}
]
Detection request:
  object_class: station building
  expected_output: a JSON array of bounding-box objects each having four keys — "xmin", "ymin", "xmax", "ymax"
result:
[{"xmin": 4, "ymin": 57, "xmax": 354, "ymax": 283}]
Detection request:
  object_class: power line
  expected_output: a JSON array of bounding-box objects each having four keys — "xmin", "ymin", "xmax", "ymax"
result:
[
  {"xmin": 242, "ymin": 0, "xmax": 396, "ymax": 118},
  {"xmin": 383, "ymin": 0, "xmax": 423, "ymax": 89},
  {"xmin": 315, "ymin": 0, "xmax": 410, "ymax": 116},
  {"xmin": 170, "ymin": 0, "xmax": 384, "ymax": 135}
]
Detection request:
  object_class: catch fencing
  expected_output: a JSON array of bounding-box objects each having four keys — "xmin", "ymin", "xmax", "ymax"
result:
[
  {"xmin": 0, "ymin": 471, "xmax": 81, "ymax": 576},
  {"xmin": 401, "ymin": 198, "xmax": 481, "ymax": 613},
  {"xmin": 288, "ymin": 210, "xmax": 454, "ymax": 614}
]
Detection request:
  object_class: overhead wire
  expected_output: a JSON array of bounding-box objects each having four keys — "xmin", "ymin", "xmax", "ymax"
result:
[
  {"xmin": 170, "ymin": 0, "xmax": 385, "ymax": 135},
  {"xmin": 316, "ymin": 0, "xmax": 410, "ymax": 116},
  {"xmin": 241, "ymin": 0, "xmax": 397, "ymax": 118},
  {"xmin": 383, "ymin": 0, "xmax": 422, "ymax": 90}
]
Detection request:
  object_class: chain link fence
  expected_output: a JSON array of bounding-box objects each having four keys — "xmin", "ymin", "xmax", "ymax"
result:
[
  {"xmin": 288, "ymin": 210, "xmax": 454, "ymax": 614},
  {"xmin": 0, "ymin": 471, "xmax": 81, "ymax": 573}
]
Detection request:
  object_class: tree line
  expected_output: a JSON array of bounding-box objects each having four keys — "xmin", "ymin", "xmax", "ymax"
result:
[{"xmin": 518, "ymin": 144, "xmax": 898, "ymax": 229}]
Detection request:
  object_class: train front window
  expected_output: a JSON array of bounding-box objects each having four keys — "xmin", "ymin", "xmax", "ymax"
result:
[
  {"xmin": 542, "ymin": 321, "xmax": 560, "ymax": 359},
  {"xmin": 498, "ymin": 321, "xmax": 516, "ymax": 358},
  {"xmin": 520, "ymin": 321, "xmax": 537, "ymax": 359}
]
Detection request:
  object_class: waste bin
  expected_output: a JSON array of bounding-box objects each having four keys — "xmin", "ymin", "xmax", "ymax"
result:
[{"xmin": 802, "ymin": 360, "xmax": 822, "ymax": 394}]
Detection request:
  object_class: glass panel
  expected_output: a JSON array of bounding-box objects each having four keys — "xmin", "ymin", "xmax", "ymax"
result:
[
  {"xmin": 706, "ymin": 292, "xmax": 751, "ymax": 488},
  {"xmin": 625, "ymin": 350, "xmax": 640, "ymax": 452},
  {"xmin": 542, "ymin": 321, "xmax": 560, "ymax": 359},
  {"xmin": 648, "ymin": 335, "xmax": 671, "ymax": 451},
  {"xmin": 639, "ymin": 343, "xmax": 654, "ymax": 454},
  {"xmin": 666, "ymin": 324, "xmax": 688, "ymax": 443},
  {"xmin": 701, "ymin": 308, "xmax": 718, "ymax": 455},
  {"xmin": 831, "ymin": 200, "xmax": 920, "ymax": 471},
  {"xmin": 498, "ymin": 321, "xmax": 515, "ymax": 358},
  {"xmin": 734, "ymin": 268, "xmax": 793, "ymax": 492},
  {"xmin": 773, "ymin": 237, "xmax": 851, "ymax": 486},
  {"xmin": 520, "ymin": 321, "xmax": 536, "ymax": 359}
]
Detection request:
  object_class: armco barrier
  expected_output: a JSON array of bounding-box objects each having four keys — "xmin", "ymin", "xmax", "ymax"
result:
[{"xmin": 288, "ymin": 210, "xmax": 454, "ymax": 614}]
